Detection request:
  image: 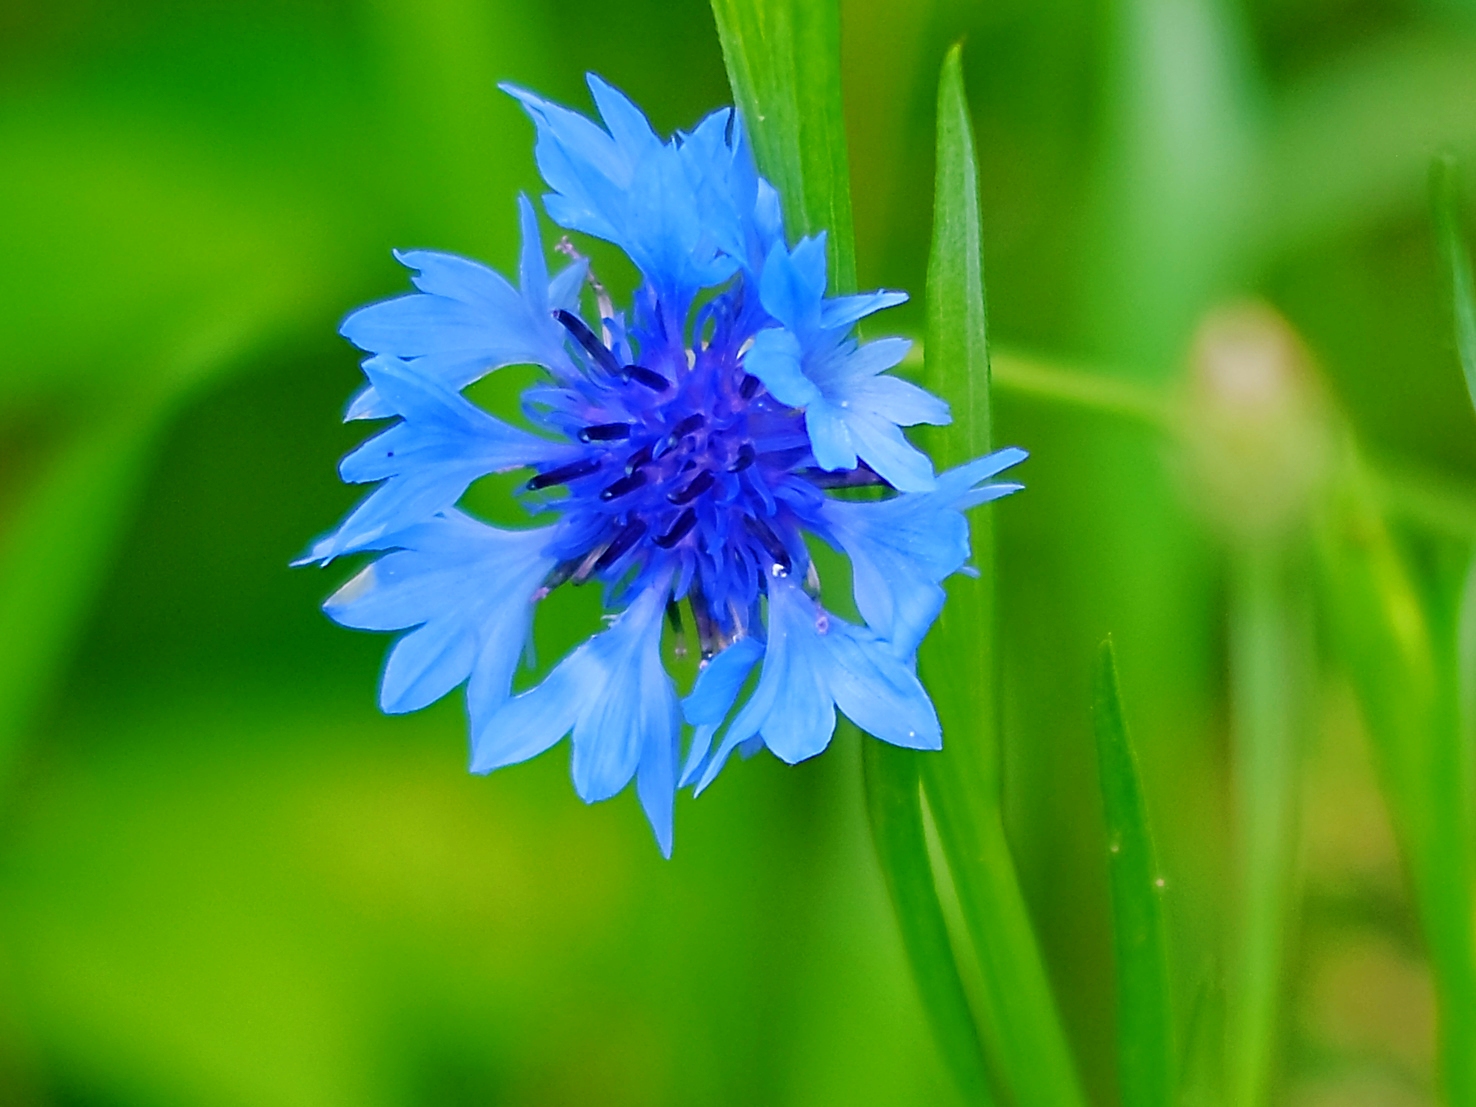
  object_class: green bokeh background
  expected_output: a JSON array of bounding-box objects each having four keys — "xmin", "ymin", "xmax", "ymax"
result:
[{"xmin": 2, "ymin": 0, "xmax": 1474, "ymax": 1103}]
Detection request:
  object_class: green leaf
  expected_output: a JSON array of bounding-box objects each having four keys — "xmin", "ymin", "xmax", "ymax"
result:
[
  {"xmin": 712, "ymin": 6, "xmax": 990, "ymax": 1095},
  {"xmin": 1316, "ymin": 473, "xmax": 1476, "ymax": 1103},
  {"xmin": 1093, "ymin": 638, "xmax": 1174, "ymax": 1107},
  {"xmin": 1432, "ymin": 153, "xmax": 1476, "ymax": 418},
  {"xmin": 920, "ymin": 39, "xmax": 998, "ymax": 808},
  {"xmin": 709, "ymin": 7, "xmax": 988, "ymax": 1095},
  {"xmin": 915, "ymin": 45, "xmax": 1087, "ymax": 1107},
  {"xmin": 709, "ymin": 0, "xmax": 856, "ymax": 291},
  {"xmin": 861, "ymin": 740, "xmax": 992, "ymax": 1104}
]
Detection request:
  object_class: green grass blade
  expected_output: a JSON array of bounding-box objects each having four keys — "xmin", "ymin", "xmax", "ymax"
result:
[
  {"xmin": 710, "ymin": 5, "xmax": 989, "ymax": 1094},
  {"xmin": 916, "ymin": 45, "xmax": 1086, "ymax": 1107},
  {"xmin": 1093, "ymin": 638, "xmax": 1174, "ymax": 1107},
  {"xmin": 1433, "ymin": 154, "xmax": 1476, "ymax": 417},
  {"xmin": 1459, "ymin": 551, "xmax": 1476, "ymax": 877},
  {"xmin": 709, "ymin": 0, "xmax": 856, "ymax": 290},
  {"xmin": 862, "ymin": 740, "xmax": 993, "ymax": 1104},
  {"xmin": 919, "ymin": 39, "xmax": 998, "ymax": 818},
  {"xmin": 1317, "ymin": 473, "xmax": 1476, "ymax": 1103}
]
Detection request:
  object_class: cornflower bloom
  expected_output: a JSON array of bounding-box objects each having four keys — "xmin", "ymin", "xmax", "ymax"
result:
[{"xmin": 300, "ymin": 75, "xmax": 1026, "ymax": 855}]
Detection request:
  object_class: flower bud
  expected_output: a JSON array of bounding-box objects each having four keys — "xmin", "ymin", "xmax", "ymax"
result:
[{"xmin": 1178, "ymin": 302, "xmax": 1333, "ymax": 542}]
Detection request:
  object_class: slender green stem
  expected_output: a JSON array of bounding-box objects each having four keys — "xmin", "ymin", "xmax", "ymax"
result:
[
  {"xmin": 915, "ymin": 341, "xmax": 1476, "ymax": 539},
  {"xmin": 902, "ymin": 344, "xmax": 1173, "ymax": 430},
  {"xmin": 1226, "ymin": 543, "xmax": 1306, "ymax": 1107}
]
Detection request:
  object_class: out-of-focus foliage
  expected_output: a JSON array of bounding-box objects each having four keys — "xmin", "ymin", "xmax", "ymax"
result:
[{"xmin": 2, "ymin": 0, "xmax": 1476, "ymax": 1103}]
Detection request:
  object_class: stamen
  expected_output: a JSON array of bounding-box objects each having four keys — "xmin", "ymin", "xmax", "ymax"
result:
[
  {"xmin": 532, "ymin": 557, "xmax": 582, "ymax": 601},
  {"xmin": 727, "ymin": 599, "xmax": 747, "ymax": 641},
  {"xmin": 803, "ymin": 561, "xmax": 822, "ymax": 600},
  {"xmin": 653, "ymin": 414, "xmax": 703, "ymax": 459},
  {"xmin": 593, "ymin": 518, "xmax": 647, "ymax": 571},
  {"xmin": 668, "ymin": 469, "xmax": 715, "ymax": 505},
  {"xmin": 801, "ymin": 464, "xmax": 890, "ymax": 489},
  {"xmin": 689, "ymin": 585, "xmax": 719, "ymax": 660},
  {"xmin": 654, "ymin": 508, "xmax": 698, "ymax": 548},
  {"xmin": 570, "ymin": 542, "xmax": 610, "ymax": 585},
  {"xmin": 625, "ymin": 442, "xmax": 655, "ymax": 473},
  {"xmin": 727, "ymin": 443, "xmax": 756, "ymax": 472},
  {"xmin": 672, "ymin": 413, "xmax": 705, "ymax": 438},
  {"xmin": 666, "ymin": 599, "xmax": 687, "ymax": 658},
  {"xmin": 555, "ymin": 309, "xmax": 622, "ymax": 377},
  {"xmin": 599, "ymin": 470, "xmax": 649, "ymax": 501},
  {"xmin": 526, "ymin": 456, "xmax": 601, "ymax": 490},
  {"xmin": 578, "ymin": 422, "xmax": 632, "ymax": 442},
  {"xmin": 739, "ymin": 374, "xmax": 762, "ymax": 399},
  {"xmin": 625, "ymin": 364, "xmax": 671, "ymax": 392},
  {"xmin": 746, "ymin": 516, "xmax": 792, "ymax": 577}
]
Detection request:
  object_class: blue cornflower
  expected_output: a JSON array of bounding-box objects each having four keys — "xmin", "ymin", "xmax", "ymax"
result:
[{"xmin": 301, "ymin": 75, "xmax": 1026, "ymax": 855}]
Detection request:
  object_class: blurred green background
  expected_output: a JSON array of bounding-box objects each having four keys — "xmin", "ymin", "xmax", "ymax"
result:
[{"xmin": 3, "ymin": 0, "xmax": 1476, "ymax": 1103}]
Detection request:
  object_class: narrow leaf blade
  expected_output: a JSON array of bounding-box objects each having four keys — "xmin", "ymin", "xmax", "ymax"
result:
[
  {"xmin": 1432, "ymin": 153, "xmax": 1476, "ymax": 418},
  {"xmin": 1316, "ymin": 477, "xmax": 1476, "ymax": 1103},
  {"xmin": 1094, "ymin": 638, "xmax": 1174, "ymax": 1107},
  {"xmin": 862, "ymin": 740, "xmax": 992, "ymax": 1104},
  {"xmin": 709, "ymin": 0, "xmax": 856, "ymax": 290},
  {"xmin": 917, "ymin": 45, "xmax": 1087, "ymax": 1107},
  {"xmin": 710, "ymin": 6, "xmax": 989, "ymax": 1096}
]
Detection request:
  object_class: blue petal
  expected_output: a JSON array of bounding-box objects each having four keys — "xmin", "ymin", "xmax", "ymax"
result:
[
  {"xmin": 341, "ymin": 209, "xmax": 577, "ymax": 419},
  {"xmin": 587, "ymin": 74, "xmax": 663, "ymax": 160},
  {"xmin": 757, "ymin": 236, "xmax": 827, "ymax": 334},
  {"xmin": 744, "ymin": 329, "xmax": 820, "ymax": 409},
  {"xmin": 844, "ymin": 374, "xmax": 950, "ymax": 426},
  {"xmin": 344, "ymin": 352, "xmax": 492, "ymax": 421},
  {"xmin": 516, "ymin": 193, "xmax": 551, "ymax": 309},
  {"xmin": 324, "ymin": 513, "xmax": 556, "ymax": 715},
  {"xmin": 548, "ymin": 258, "xmax": 588, "ymax": 313},
  {"xmin": 503, "ymin": 79, "xmax": 742, "ymax": 315},
  {"xmin": 823, "ymin": 624, "xmax": 941, "ymax": 751},
  {"xmin": 843, "ymin": 412, "xmax": 936, "ymax": 493},
  {"xmin": 743, "ymin": 238, "xmax": 946, "ymax": 486},
  {"xmin": 695, "ymin": 578, "xmax": 941, "ymax": 792},
  {"xmin": 820, "ymin": 450, "xmax": 1028, "ymax": 653},
  {"xmin": 820, "ymin": 290, "xmax": 908, "ymax": 331},
  {"xmin": 679, "ymin": 636, "xmax": 763, "ymax": 786},
  {"xmin": 807, "ymin": 336, "xmax": 912, "ymax": 389},
  {"xmin": 637, "ymin": 713, "xmax": 678, "ymax": 858},
  {"xmin": 804, "ymin": 401, "xmax": 858, "ymax": 472},
  {"xmin": 679, "ymin": 109, "xmax": 753, "ymax": 266},
  {"xmin": 471, "ymin": 580, "xmax": 680, "ymax": 852},
  {"xmin": 301, "ymin": 357, "xmax": 573, "ymax": 562},
  {"xmin": 342, "ymin": 293, "xmax": 501, "ymax": 356}
]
